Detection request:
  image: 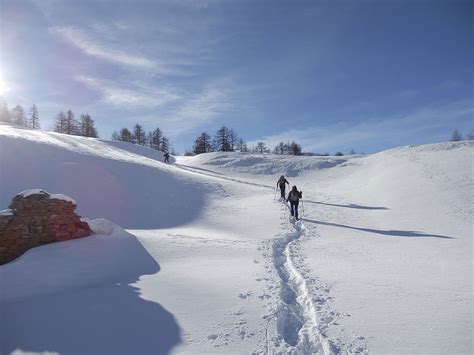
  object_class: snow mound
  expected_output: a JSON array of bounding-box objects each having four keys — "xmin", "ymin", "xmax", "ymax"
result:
[
  {"xmin": 84, "ymin": 218, "xmax": 115, "ymax": 235},
  {"xmin": 181, "ymin": 152, "xmax": 347, "ymax": 177},
  {"xmin": 0, "ymin": 125, "xmax": 209, "ymax": 229}
]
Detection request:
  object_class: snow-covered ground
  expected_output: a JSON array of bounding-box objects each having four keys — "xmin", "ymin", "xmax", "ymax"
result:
[{"xmin": 0, "ymin": 123, "xmax": 472, "ymax": 354}]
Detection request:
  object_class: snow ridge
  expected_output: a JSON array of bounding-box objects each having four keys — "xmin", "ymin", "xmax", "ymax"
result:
[{"xmin": 272, "ymin": 218, "xmax": 337, "ymax": 354}]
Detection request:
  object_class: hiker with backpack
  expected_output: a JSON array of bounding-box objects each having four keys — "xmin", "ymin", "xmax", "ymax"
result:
[
  {"xmin": 276, "ymin": 175, "xmax": 290, "ymax": 199},
  {"xmin": 287, "ymin": 186, "xmax": 303, "ymax": 220},
  {"xmin": 163, "ymin": 152, "xmax": 170, "ymax": 163}
]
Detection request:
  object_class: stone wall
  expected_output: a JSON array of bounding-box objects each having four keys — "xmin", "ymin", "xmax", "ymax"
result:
[{"xmin": 0, "ymin": 190, "xmax": 92, "ymax": 265}]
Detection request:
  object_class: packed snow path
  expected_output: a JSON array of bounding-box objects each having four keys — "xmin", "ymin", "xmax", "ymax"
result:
[
  {"xmin": 172, "ymin": 161, "xmax": 354, "ymax": 353},
  {"xmin": 1, "ymin": 124, "xmax": 472, "ymax": 354}
]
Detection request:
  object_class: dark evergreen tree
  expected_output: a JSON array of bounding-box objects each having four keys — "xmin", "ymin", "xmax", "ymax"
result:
[
  {"xmin": 133, "ymin": 124, "xmax": 146, "ymax": 145},
  {"xmin": 150, "ymin": 127, "xmax": 163, "ymax": 150},
  {"xmin": 228, "ymin": 128, "xmax": 237, "ymax": 152},
  {"xmin": 451, "ymin": 128, "xmax": 462, "ymax": 141},
  {"xmin": 28, "ymin": 104, "xmax": 40, "ymax": 129},
  {"xmin": 193, "ymin": 132, "xmax": 212, "ymax": 154},
  {"xmin": 289, "ymin": 141, "xmax": 302, "ymax": 155},
  {"xmin": 65, "ymin": 110, "xmax": 77, "ymax": 134},
  {"xmin": 119, "ymin": 128, "xmax": 133, "ymax": 142},
  {"xmin": 255, "ymin": 141, "xmax": 268, "ymax": 153},
  {"xmin": 54, "ymin": 111, "xmax": 67, "ymax": 133},
  {"xmin": 79, "ymin": 114, "xmax": 98, "ymax": 137},
  {"xmin": 214, "ymin": 126, "xmax": 230, "ymax": 152},
  {"xmin": 146, "ymin": 131, "xmax": 153, "ymax": 148},
  {"xmin": 160, "ymin": 136, "xmax": 170, "ymax": 152}
]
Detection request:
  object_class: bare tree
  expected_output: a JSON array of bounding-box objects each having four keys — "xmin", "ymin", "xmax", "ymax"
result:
[
  {"xmin": 467, "ymin": 129, "xmax": 474, "ymax": 140},
  {"xmin": 255, "ymin": 141, "xmax": 268, "ymax": 153},
  {"xmin": 0, "ymin": 99, "xmax": 10, "ymax": 123},
  {"xmin": 11, "ymin": 105, "xmax": 26, "ymax": 126}
]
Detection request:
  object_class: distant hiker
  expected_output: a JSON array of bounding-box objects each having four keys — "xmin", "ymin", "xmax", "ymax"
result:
[
  {"xmin": 164, "ymin": 152, "xmax": 170, "ymax": 163},
  {"xmin": 277, "ymin": 175, "xmax": 290, "ymax": 199},
  {"xmin": 287, "ymin": 186, "xmax": 303, "ymax": 220}
]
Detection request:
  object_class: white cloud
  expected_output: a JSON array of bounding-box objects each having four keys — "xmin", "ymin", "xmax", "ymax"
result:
[
  {"xmin": 248, "ymin": 101, "xmax": 474, "ymax": 153},
  {"xmin": 161, "ymin": 84, "xmax": 233, "ymax": 135},
  {"xmin": 50, "ymin": 26, "xmax": 158, "ymax": 69},
  {"xmin": 75, "ymin": 76, "xmax": 181, "ymax": 108}
]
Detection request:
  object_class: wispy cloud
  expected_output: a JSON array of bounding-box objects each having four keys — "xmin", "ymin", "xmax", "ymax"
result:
[
  {"xmin": 75, "ymin": 74, "xmax": 233, "ymax": 135},
  {"xmin": 249, "ymin": 100, "xmax": 474, "ymax": 153},
  {"xmin": 50, "ymin": 26, "xmax": 158, "ymax": 69},
  {"xmin": 75, "ymin": 76, "xmax": 181, "ymax": 108}
]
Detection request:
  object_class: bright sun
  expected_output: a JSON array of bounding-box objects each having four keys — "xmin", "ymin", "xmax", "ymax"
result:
[{"xmin": 0, "ymin": 79, "xmax": 10, "ymax": 96}]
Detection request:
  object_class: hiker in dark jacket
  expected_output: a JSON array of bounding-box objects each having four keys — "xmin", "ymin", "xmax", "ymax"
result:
[
  {"xmin": 277, "ymin": 175, "xmax": 290, "ymax": 199},
  {"xmin": 287, "ymin": 186, "xmax": 303, "ymax": 220},
  {"xmin": 164, "ymin": 152, "xmax": 170, "ymax": 163}
]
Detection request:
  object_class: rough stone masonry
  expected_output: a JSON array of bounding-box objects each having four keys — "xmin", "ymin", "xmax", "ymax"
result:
[{"xmin": 0, "ymin": 190, "xmax": 92, "ymax": 265}]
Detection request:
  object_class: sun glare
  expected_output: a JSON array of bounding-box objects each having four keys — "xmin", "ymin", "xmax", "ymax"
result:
[{"xmin": 0, "ymin": 80, "xmax": 10, "ymax": 96}]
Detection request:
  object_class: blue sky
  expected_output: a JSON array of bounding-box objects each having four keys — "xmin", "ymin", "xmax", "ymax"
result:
[{"xmin": 1, "ymin": 0, "xmax": 472, "ymax": 154}]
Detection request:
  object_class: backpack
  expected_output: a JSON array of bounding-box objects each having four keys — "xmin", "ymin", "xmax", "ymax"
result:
[
  {"xmin": 289, "ymin": 191, "xmax": 301, "ymax": 202},
  {"xmin": 278, "ymin": 177, "xmax": 286, "ymax": 188}
]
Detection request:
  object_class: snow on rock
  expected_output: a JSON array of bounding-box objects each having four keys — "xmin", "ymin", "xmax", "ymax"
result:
[
  {"xmin": 17, "ymin": 189, "xmax": 77, "ymax": 204},
  {"xmin": 18, "ymin": 188, "xmax": 49, "ymax": 198},
  {"xmin": 83, "ymin": 218, "xmax": 115, "ymax": 235},
  {"xmin": 49, "ymin": 193, "xmax": 76, "ymax": 204},
  {"xmin": 0, "ymin": 208, "xmax": 13, "ymax": 216}
]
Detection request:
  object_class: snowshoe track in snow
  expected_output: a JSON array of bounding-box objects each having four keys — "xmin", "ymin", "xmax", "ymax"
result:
[{"xmin": 271, "ymin": 216, "xmax": 338, "ymax": 354}]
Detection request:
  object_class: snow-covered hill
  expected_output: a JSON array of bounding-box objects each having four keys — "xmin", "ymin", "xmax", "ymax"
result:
[{"xmin": 1, "ymin": 123, "xmax": 472, "ymax": 354}]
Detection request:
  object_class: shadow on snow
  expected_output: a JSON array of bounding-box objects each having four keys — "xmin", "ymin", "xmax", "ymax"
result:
[
  {"xmin": 301, "ymin": 218, "xmax": 454, "ymax": 239},
  {"xmin": 0, "ymin": 231, "xmax": 182, "ymax": 355},
  {"xmin": 0, "ymin": 137, "xmax": 208, "ymax": 229},
  {"xmin": 303, "ymin": 200, "xmax": 389, "ymax": 210}
]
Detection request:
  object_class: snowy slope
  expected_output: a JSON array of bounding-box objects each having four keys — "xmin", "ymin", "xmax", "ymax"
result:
[{"xmin": 1, "ymin": 123, "xmax": 472, "ymax": 354}]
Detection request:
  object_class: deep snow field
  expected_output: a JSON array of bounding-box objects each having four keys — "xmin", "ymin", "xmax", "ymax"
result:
[{"xmin": 0, "ymin": 123, "xmax": 472, "ymax": 355}]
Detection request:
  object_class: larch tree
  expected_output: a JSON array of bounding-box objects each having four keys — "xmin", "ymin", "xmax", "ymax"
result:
[
  {"xmin": 133, "ymin": 124, "xmax": 147, "ymax": 145},
  {"xmin": 119, "ymin": 128, "xmax": 133, "ymax": 142},
  {"xmin": 54, "ymin": 111, "xmax": 67, "ymax": 133},
  {"xmin": 214, "ymin": 126, "xmax": 230, "ymax": 152},
  {"xmin": 79, "ymin": 114, "xmax": 98, "ymax": 137},
  {"xmin": 451, "ymin": 128, "xmax": 462, "ymax": 142},
  {"xmin": 11, "ymin": 105, "xmax": 26, "ymax": 126},
  {"xmin": 65, "ymin": 110, "xmax": 77, "ymax": 135},
  {"xmin": 28, "ymin": 104, "xmax": 40, "ymax": 129}
]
